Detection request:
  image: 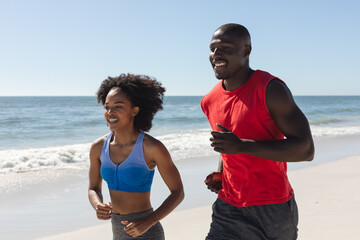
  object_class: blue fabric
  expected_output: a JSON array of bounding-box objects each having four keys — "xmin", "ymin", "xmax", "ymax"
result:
[{"xmin": 100, "ymin": 132, "xmax": 155, "ymax": 192}]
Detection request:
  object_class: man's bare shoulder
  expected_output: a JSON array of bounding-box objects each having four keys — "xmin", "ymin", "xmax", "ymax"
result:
[{"xmin": 266, "ymin": 79, "xmax": 296, "ymax": 112}]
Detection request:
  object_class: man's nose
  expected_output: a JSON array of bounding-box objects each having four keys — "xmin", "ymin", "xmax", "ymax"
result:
[{"xmin": 213, "ymin": 48, "xmax": 222, "ymax": 56}]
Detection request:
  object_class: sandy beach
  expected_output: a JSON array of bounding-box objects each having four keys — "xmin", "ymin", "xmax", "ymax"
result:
[
  {"xmin": 34, "ymin": 155, "xmax": 360, "ymax": 240},
  {"xmin": 1, "ymin": 135, "xmax": 360, "ymax": 240}
]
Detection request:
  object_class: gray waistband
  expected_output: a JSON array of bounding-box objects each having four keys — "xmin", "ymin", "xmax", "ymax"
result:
[{"xmin": 112, "ymin": 208, "xmax": 153, "ymax": 222}]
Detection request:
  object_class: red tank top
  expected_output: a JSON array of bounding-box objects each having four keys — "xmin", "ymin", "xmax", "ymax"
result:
[{"xmin": 201, "ymin": 70, "xmax": 293, "ymax": 207}]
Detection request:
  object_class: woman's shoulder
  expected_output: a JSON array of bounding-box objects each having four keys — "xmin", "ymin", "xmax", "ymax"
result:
[
  {"xmin": 89, "ymin": 134, "xmax": 109, "ymax": 161},
  {"xmin": 143, "ymin": 133, "xmax": 161, "ymax": 146},
  {"xmin": 142, "ymin": 133, "xmax": 167, "ymax": 152},
  {"xmin": 142, "ymin": 133, "xmax": 171, "ymax": 163},
  {"xmin": 90, "ymin": 133, "xmax": 110, "ymax": 152}
]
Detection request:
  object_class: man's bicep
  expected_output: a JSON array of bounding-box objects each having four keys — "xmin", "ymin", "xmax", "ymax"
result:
[{"xmin": 266, "ymin": 80, "xmax": 311, "ymax": 139}]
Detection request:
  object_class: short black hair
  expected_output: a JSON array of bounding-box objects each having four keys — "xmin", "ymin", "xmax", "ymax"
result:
[
  {"xmin": 97, "ymin": 73, "xmax": 165, "ymax": 132},
  {"xmin": 216, "ymin": 23, "xmax": 251, "ymax": 41}
]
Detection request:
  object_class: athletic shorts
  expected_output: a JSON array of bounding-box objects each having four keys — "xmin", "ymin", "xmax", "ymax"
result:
[
  {"xmin": 111, "ymin": 208, "xmax": 165, "ymax": 240},
  {"xmin": 206, "ymin": 196, "xmax": 298, "ymax": 240}
]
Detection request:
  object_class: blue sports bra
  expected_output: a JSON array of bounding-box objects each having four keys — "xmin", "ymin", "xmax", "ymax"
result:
[{"xmin": 100, "ymin": 131, "xmax": 155, "ymax": 192}]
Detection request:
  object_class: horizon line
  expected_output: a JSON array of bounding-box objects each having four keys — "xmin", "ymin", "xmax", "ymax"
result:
[{"xmin": 1, "ymin": 94, "xmax": 360, "ymax": 97}]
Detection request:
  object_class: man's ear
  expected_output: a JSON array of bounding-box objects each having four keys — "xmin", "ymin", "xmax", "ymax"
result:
[{"xmin": 244, "ymin": 44, "xmax": 252, "ymax": 57}]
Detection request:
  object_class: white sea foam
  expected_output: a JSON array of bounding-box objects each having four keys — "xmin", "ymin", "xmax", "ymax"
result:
[
  {"xmin": 156, "ymin": 129, "xmax": 215, "ymax": 160},
  {"xmin": 311, "ymin": 125, "xmax": 360, "ymax": 137},
  {"xmin": 2, "ymin": 125, "xmax": 360, "ymax": 173},
  {"xmin": 0, "ymin": 144, "xmax": 91, "ymax": 173},
  {"xmin": 0, "ymin": 129, "xmax": 214, "ymax": 173}
]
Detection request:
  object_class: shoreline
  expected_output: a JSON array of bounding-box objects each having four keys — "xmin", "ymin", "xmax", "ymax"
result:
[
  {"xmin": 1, "ymin": 135, "xmax": 360, "ymax": 239},
  {"xmin": 37, "ymin": 155, "xmax": 360, "ymax": 240},
  {"xmin": 0, "ymin": 155, "xmax": 220, "ymax": 240}
]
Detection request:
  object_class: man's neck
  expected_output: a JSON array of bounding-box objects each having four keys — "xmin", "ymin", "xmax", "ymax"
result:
[{"xmin": 223, "ymin": 68, "xmax": 255, "ymax": 91}]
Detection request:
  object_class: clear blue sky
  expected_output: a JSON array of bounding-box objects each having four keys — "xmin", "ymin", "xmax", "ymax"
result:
[{"xmin": 0, "ymin": 0, "xmax": 359, "ymax": 96}]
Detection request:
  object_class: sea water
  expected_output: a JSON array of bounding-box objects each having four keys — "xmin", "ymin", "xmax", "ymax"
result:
[{"xmin": 1, "ymin": 96, "xmax": 360, "ymax": 173}]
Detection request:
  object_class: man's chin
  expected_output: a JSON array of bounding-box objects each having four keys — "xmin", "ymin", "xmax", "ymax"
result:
[{"xmin": 214, "ymin": 72, "xmax": 227, "ymax": 80}]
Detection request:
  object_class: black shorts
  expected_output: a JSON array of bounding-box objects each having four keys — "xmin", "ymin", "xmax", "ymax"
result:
[
  {"xmin": 111, "ymin": 208, "xmax": 164, "ymax": 240},
  {"xmin": 206, "ymin": 196, "xmax": 298, "ymax": 240}
]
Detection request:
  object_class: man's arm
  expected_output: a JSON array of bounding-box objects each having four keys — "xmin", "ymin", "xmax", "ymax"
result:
[
  {"xmin": 217, "ymin": 155, "xmax": 223, "ymax": 172},
  {"xmin": 204, "ymin": 155, "xmax": 223, "ymax": 193},
  {"xmin": 210, "ymin": 79, "xmax": 314, "ymax": 162}
]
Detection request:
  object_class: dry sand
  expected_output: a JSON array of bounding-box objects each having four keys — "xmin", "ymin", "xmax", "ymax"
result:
[{"xmin": 38, "ymin": 155, "xmax": 360, "ymax": 240}]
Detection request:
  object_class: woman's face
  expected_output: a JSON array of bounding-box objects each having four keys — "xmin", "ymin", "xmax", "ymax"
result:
[{"xmin": 104, "ymin": 88, "xmax": 139, "ymax": 132}]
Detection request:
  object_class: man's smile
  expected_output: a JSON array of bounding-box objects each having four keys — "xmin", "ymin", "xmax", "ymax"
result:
[{"xmin": 213, "ymin": 60, "xmax": 228, "ymax": 70}]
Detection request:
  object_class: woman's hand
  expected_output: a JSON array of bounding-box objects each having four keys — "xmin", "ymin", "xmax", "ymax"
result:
[
  {"xmin": 121, "ymin": 217, "xmax": 154, "ymax": 237},
  {"xmin": 95, "ymin": 202, "xmax": 112, "ymax": 220}
]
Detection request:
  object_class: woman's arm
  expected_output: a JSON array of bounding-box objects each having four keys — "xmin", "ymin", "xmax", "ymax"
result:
[
  {"xmin": 122, "ymin": 136, "xmax": 184, "ymax": 237},
  {"xmin": 88, "ymin": 139, "xmax": 112, "ymax": 220},
  {"xmin": 148, "ymin": 139, "xmax": 184, "ymax": 222}
]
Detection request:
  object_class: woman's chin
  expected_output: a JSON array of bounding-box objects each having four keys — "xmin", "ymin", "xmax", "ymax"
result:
[{"xmin": 107, "ymin": 125, "xmax": 117, "ymax": 131}]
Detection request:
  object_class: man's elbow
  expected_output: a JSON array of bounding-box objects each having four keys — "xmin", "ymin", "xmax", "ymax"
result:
[
  {"xmin": 304, "ymin": 151, "xmax": 314, "ymax": 162},
  {"xmin": 303, "ymin": 141, "xmax": 315, "ymax": 162}
]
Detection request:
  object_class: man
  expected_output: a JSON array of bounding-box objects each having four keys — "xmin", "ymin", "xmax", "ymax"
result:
[{"xmin": 201, "ymin": 23, "xmax": 314, "ymax": 240}]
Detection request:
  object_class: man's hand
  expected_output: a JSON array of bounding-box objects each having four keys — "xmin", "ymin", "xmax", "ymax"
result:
[
  {"xmin": 205, "ymin": 172, "xmax": 223, "ymax": 193},
  {"xmin": 210, "ymin": 123, "xmax": 244, "ymax": 154}
]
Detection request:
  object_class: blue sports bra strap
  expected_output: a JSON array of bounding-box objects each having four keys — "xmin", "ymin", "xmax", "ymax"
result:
[
  {"xmin": 134, "ymin": 131, "xmax": 145, "ymax": 158},
  {"xmin": 106, "ymin": 132, "xmax": 113, "ymax": 148},
  {"xmin": 137, "ymin": 131, "xmax": 145, "ymax": 144}
]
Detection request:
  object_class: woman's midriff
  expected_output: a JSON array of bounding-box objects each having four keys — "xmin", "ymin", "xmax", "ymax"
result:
[{"xmin": 109, "ymin": 190, "xmax": 152, "ymax": 215}]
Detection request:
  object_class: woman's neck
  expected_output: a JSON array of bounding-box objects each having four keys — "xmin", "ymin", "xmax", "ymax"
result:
[{"xmin": 112, "ymin": 128, "xmax": 139, "ymax": 145}]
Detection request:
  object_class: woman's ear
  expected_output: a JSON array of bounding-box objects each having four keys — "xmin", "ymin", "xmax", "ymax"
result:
[{"xmin": 133, "ymin": 106, "xmax": 140, "ymax": 117}]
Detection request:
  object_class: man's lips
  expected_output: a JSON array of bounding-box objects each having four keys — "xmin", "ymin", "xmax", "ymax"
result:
[{"xmin": 213, "ymin": 60, "xmax": 227, "ymax": 69}]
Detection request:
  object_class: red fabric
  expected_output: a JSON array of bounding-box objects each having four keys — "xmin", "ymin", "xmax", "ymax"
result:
[{"xmin": 201, "ymin": 70, "xmax": 293, "ymax": 207}]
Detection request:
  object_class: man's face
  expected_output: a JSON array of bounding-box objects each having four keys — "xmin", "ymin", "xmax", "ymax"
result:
[{"xmin": 209, "ymin": 30, "xmax": 250, "ymax": 80}]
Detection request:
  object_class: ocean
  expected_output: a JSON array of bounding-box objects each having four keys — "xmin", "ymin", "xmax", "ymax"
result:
[{"xmin": 1, "ymin": 95, "xmax": 360, "ymax": 173}]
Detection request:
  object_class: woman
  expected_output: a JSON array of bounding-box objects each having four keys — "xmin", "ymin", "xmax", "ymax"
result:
[{"xmin": 88, "ymin": 74, "xmax": 184, "ymax": 239}]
